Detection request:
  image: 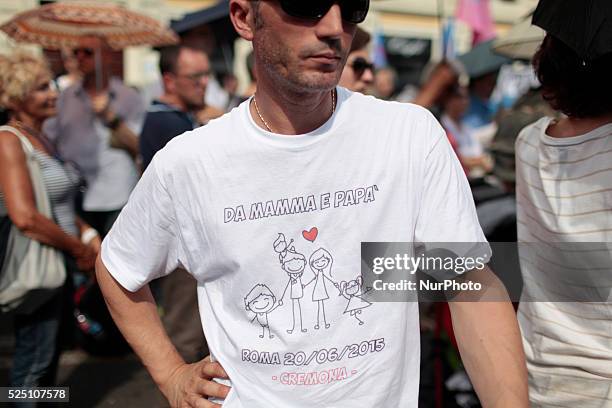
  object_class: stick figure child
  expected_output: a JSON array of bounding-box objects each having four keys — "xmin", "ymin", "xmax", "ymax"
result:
[
  {"xmin": 339, "ymin": 276, "xmax": 372, "ymax": 326},
  {"xmin": 273, "ymin": 233, "xmax": 294, "ymax": 263},
  {"xmin": 245, "ymin": 284, "xmax": 280, "ymax": 339},
  {"xmin": 279, "ymin": 247, "xmax": 307, "ymax": 334}
]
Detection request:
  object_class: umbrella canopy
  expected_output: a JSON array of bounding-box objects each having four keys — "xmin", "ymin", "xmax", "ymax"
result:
[
  {"xmin": 171, "ymin": 0, "xmax": 231, "ymax": 35},
  {"xmin": 169, "ymin": 0, "xmax": 238, "ymax": 51},
  {"xmin": 493, "ymin": 11, "xmax": 545, "ymax": 60},
  {"xmin": 169, "ymin": 0, "xmax": 238, "ymax": 75},
  {"xmin": 0, "ymin": 2, "xmax": 178, "ymax": 50},
  {"xmin": 533, "ymin": 0, "xmax": 612, "ymax": 60},
  {"xmin": 458, "ymin": 39, "xmax": 511, "ymax": 79}
]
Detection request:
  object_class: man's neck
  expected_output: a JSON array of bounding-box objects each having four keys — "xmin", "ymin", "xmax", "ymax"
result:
[
  {"xmin": 158, "ymin": 94, "xmax": 188, "ymax": 113},
  {"xmin": 82, "ymin": 73, "xmax": 110, "ymax": 94},
  {"xmin": 250, "ymin": 80, "xmax": 336, "ymax": 135},
  {"xmin": 547, "ymin": 113, "xmax": 612, "ymax": 138}
]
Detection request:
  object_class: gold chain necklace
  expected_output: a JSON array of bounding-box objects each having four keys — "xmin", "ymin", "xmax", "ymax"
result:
[{"xmin": 253, "ymin": 89, "xmax": 336, "ymax": 133}]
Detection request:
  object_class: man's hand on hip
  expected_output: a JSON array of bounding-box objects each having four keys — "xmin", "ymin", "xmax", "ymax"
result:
[{"xmin": 161, "ymin": 356, "xmax": 230, "ymax": 408}]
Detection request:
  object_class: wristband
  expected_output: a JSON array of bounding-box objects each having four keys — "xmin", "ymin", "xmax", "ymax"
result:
[
  {"xmin": 81, "ymin": 228, "xmax": 100, "ymax": 245},
  {"xmin": 105, "ymin": 115, "xmax": 122, "ymax": 130}
]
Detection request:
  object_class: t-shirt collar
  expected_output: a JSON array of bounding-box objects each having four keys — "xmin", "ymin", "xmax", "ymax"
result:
[
  {"xmin": 540, "ymin": 117, "xmax": 612, "ymax": 146},
  {"xmin": 242, "ymin": 87, "xmax": 348, "ymax": 151},
  {"xmin": 150, "ymin": 99, "xmax": 184, "ymax": 113}
]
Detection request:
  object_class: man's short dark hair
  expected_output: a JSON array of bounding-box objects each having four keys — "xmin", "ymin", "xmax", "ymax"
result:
[
  {"xmin": 252, "ymin": 0, "xmax": 264, "ymax": 29},
  {"xmin": 159, "ymin": 45, "xmax": 183, "ymax": 75},
  {"xmin": 534, "ymin": 34, "xmax": 612, "ymax": 118}
]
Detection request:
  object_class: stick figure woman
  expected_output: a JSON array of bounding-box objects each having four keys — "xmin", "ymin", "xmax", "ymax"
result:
[{"xmin": 304, "ymin": 248, "xmax": 337, "ymax": 330}]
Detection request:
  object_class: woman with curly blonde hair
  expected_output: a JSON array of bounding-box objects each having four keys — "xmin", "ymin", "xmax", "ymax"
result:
[{"xmin": 0, "ymin": 51, "xmax": 99, "ymax": 388}]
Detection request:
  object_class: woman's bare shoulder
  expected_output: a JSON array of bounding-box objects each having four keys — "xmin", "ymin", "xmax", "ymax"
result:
[{"xmin": 0, "ymin": 129, "xmax": 27, "ymax": 160}]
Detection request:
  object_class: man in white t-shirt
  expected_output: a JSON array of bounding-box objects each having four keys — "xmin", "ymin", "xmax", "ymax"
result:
[{"xmin": 95, "ymin": 1, "xmax": 528, "ymax": 407}]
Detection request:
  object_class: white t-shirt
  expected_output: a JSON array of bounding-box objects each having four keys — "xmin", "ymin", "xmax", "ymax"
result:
[
  {"xmin": 516, "ymin": 117, "xmax": 612, "ymax": 408},
  {"xmin": 101, "ymin": 88, "xmax": 488, "ymax": 408}
]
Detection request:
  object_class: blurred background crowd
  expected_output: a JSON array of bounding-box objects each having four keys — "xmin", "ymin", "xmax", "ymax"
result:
[{"xmin": 0, "ymin": 0, "xmax": 610, "ymax": 407}]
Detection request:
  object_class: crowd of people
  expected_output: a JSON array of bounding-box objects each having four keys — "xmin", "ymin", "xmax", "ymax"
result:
[{"xmin": 0, "ymin": 0, "xmax": 610, "ymax": 407}]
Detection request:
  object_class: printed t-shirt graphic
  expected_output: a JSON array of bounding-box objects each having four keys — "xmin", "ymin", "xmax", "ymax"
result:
[
  {"xmin": 101, "ymin": 87, "xmax": 490, "ymax": 407},
  {"xmin": 244, "ymin": 230, "xmax": 374, "ymax": 339}
]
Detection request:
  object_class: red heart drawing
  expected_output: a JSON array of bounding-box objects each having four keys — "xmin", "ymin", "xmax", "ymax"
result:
[{"xmin": 302, "ymin": 227, "xmax": 318, "ymax": 242}]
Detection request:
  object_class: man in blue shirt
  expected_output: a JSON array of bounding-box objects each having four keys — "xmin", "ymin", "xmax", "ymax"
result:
[
  {"xmin": 139, "ymin": 45, "xmax": 211, "ymax": 170},
  {"xmin": 139, "ymin": 45, "xmax": 213, "ymax": 363}
]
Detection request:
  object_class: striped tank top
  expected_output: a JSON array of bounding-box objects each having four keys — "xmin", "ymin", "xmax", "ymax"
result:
[{"xmin": 0, "ymin": 135, "xmax": 80, "ymax": 237}]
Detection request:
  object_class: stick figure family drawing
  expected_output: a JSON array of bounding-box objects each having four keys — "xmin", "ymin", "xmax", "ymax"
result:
[{"xmin": 244, "ymin": 231, "xmax": 372, "ymax": 339}]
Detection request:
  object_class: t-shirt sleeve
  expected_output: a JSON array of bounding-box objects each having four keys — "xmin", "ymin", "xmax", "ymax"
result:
[
  {"xmin": 100, "ymin": 158, "xmax": 186, "ymax": 292},
  {"xmin": 414, "ymin": 114, "xmax": 491, "ymax": 271}
]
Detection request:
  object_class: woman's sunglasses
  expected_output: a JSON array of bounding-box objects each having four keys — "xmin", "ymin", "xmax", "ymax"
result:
[
  {"xmin": 279, "ymin": 0, "xmax": 370, "ymax": 24},
  {"xmin": 351, "ymin": 57, "xmax": 374, "ymax": 76}
]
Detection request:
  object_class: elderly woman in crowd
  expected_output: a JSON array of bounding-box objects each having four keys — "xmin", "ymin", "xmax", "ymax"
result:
[{"xmin": 0, "ymin": 51, "xmax": 98, "ymax": 388}]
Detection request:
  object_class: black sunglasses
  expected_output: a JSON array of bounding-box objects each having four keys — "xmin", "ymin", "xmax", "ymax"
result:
[
  {"xmin": 279, "ymin": 0, "xmax": 370, "ymax": 24},
  {"xmin": 351, "ymin": 57, "xmax": 374, "ymax": 75},
  {"xmin": 73, "ymin": 47, "xmax": 94, "ymax": 57}
]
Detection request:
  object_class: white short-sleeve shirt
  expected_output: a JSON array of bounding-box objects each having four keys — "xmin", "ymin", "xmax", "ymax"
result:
[{"xmin": 102, "ymin": 88, "xmax": 488, "ymax": 408}]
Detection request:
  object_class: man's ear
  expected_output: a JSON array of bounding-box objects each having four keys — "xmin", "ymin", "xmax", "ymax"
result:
[
  {"xmin": 162, "ymin": 72, "xmax": 175, "ymax": 94},
  {"xmin": 229, "ymin": 0, "xmax": 256, "ymax": 41}
]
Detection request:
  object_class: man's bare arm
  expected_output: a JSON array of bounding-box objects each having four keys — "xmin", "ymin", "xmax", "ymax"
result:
[
  {"xmin": 109, "ymin": 123, "xmax": 139, "ymax": 157},
  {"xmin": 448, "ymin": 266, "xmax": 529, "ymax": 407},
  {"xmin": 90, "ymin": 93, "xmax": 139, "ymax": 157},
  {"xmin": 95, "ymin": 255, "xmax": 230, "ymax": 407}
]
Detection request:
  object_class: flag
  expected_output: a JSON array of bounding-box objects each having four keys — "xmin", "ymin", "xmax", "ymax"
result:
[
  {"xmin": 442, "ymin": 17, "xmax": 457, "ymax": 59},
  {"xmin": 456, "ymin": 0, "xmax": 496, "ymax": 46},
  {"xmin": 371, "ymin": 29, "xmax": 388, "ymax": 69}
]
